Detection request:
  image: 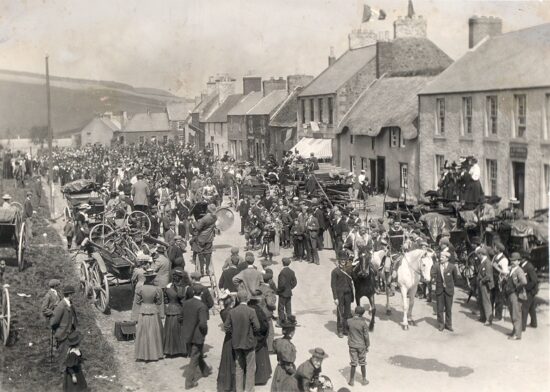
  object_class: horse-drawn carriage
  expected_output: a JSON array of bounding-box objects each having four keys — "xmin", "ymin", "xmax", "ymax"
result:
[
  {"xmin": 62, "ymin": 179, "xmax": 105, "ymax": 227},
  {"xmin": 0, "ymin": 205, "xmax": 27, "ymax": 271}
]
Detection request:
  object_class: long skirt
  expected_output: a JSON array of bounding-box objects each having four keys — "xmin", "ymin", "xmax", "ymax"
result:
[
  {"xmin": 135, "ymin": 313, "xmax": 164, "ymax": 361},
  {"xmin": 271, "ymin": 365, "xmax": 298, "ymax": 392},
  {"xmin": 163, "ymin": 315, "xmax": 186, "ymax": 356},
  {"xmin": 63, "ymin": 369, "xmax": 88, "ymax": 391},
  {"xmin": 270, "ymin": 231, "xmax": 281, "ymax": 256},
  {"xmin": 217, "ymin": 335, "xmax": 236, "ymax": 392},
  {"xmin": 323, "ymin": 229, "xmax": 333, "ymax": 250},
  {"xmin": 255, "ymin": 343, "xmax": 272, "ymax": 385}
]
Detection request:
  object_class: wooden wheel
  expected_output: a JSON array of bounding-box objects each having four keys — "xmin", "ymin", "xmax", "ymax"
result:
[
  {"xmin": 18, "ymin": 221, "xmax": 26, "ymax": 272},
  {"xmin": 1, "ymin": 286, "xmax": 10, "ymax": 346},
  {"xmin": 78, "ymin": 260, "xmax": 91, "ymax": 298},
  {"xmin": 126, "ymin": 211, "xmax": 151, "ymax": 234},
  {"xmin": 90, "ymin": 263, "xmax": 110, "ymax": 314},
  {"xmin": 89, "ymin": 223, "xmax": 115, "ymax": 246}
]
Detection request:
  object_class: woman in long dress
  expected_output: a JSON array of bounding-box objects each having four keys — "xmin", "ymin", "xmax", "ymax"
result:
[
  {"xmin": 131, "ymin": 255, "xmax": 149, "ymax": 321},
  {"xmin": 163, "ymin": 268, "xmax": 187, "ymax": 357},
  {"xmin": 249, "ymin": 297, "xmax": 272, "ymax": 385},
  {"xmin": 217, "ymin": 294, "xmax": 236, "ymax": 392},
  {"xmin": 135, "ymin": 271, "xmax": 164, "ymax": 361},
  {"xmin": 63, "ymin": 331, "xmax": 88, "ymax": 392},
  {"xmin": 271, "ymin": 318, "xmax": 298, "ymax": 392}
]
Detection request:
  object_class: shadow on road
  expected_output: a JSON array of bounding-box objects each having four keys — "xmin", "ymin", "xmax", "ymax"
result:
[
  {"xmin": 388, "ymin": 355, "xmax": 474, "ymax": 378},
  {"xmin": 109, "ymin": 284, "xmax": 134, "ymax": 312},
  {"xmin": 458, "ymin": 310, "xmax": 511, "ymax": 336}
]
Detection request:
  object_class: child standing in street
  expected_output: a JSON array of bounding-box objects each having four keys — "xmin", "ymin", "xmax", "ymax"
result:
[
  {"xmin": 63, "ymin": 220, "xmax": 75, "ymax": 250},
  {"xmin": 63, "ymin": 331, "xmax": 88, "ymax": 391},
  {"xmin": 346, "ymin": 306, "xmax": 370, "ymax": 386}
]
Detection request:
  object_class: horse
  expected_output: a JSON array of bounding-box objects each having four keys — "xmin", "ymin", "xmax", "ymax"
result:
[
  {"xmin": 371, "ymin": 249, "xmax": 393, "ymax": 315},
  {"xmin": 348, "ymin": 250, "xmax": 377, "ymax": 331},
  {"xmin": 396, "ymin": 248, "xmax": 434, "ymax": 330}
]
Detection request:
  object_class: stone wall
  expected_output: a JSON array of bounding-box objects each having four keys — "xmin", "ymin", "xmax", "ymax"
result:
[
  {"xmin": 394, "ymin": 15, "xmax": 427, "ymax": 39},
  {"xmin": 418, "ymin": 88, "xmax": 550, "ymax": 215}
]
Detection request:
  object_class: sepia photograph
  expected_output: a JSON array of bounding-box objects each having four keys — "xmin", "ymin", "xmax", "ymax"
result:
[{"xmin": 0, "ymin": 0, "xmax": 549, "ymax": 391}]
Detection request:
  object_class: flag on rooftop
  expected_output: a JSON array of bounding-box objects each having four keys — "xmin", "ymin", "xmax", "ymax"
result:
[{"xmin": 362, "ymin": 4, "xmax": 387, "ymax": 23}]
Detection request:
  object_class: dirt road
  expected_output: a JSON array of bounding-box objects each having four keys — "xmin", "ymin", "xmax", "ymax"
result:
[{"xmin": 52, "ymin": 187, "xmax": 549, "ymax": 391}]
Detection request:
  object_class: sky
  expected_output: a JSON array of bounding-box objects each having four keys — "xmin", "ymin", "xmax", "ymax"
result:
[{"xmin": 0, "ymin": 0, "xmax": 549, "ymax": 97}]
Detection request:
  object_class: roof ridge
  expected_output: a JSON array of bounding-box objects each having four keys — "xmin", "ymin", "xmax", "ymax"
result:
[{"xmin": 270, "ymin": 87, "xmax": 300, "ymax": 121}]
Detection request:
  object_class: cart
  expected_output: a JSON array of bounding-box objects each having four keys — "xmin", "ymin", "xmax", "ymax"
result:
[
  {"xmin": 0, "ymin": 206, "xmax": 27, "ymax": 271},
  {"xmin": 0, "ymin": 261, "xmax": 10, "ymax": 346}
]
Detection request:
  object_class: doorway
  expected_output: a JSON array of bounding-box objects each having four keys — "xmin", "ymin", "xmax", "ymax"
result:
[
  {"xmin": 512, "ymin": 161, "xmax": 525, "ymax": 212},
  {"xmin": 376, "ymin": 156, "xmax": 385, "ymax": 193},
  {"xmin": 369, "ymin": 159, "xmax": 377, "ymax": 192}
]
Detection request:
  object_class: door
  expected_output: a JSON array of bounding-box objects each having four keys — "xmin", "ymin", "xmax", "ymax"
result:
[
  {"xmin": 255, "ymin": 142, "xmax": 260, "ymax": 165},
  {"xmin": 512, "ymin": 161, "xmax": 525, "ymax": 212},
  {"xmin": 377, "ymin": 156, "xmax": 385, "ymax": 193},
  {"xmin": 369, "ymin": 159, "xmax": 376, "ymax": 192}
]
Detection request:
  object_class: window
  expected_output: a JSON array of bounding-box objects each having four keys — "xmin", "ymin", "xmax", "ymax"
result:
[
  {"xmin": 371, "ymin": 137, "xmax": 375, "ymax": 150},
  {"xmin": 361, "ymin": 158, "xmax": 368, "ymax": 170},
  {"xmin": 301, "ymin": 100, "xmax": 306, "ymax": 124},
  {"xmin": 163, "ymin": 135, "xmax": 168, "ymax": 143},
  {"xmin": 318, "ymin": 98, "xmax": 323, "ymax": 123},
  {"xmin": 177, "ymin": 121, "xmax": 184, "ymax": 131},
  {"xmin": 328, "ymin": 97, "xmax": 334, "ymax": 125},
  {"xmin": 350, "ymin": 135, "xmax": 354, "ymax": 145},
  {"xmin": 309, "ymin": 99, "xmax": 314, "ymax": 122},
  {"xmin": 389, "ymin": 127, "xmax": 400, "ymax": 148},
  {"xmin": 400, "ymin": 163, "xmax": 408, "ymax": 189},
  {"xmin": 486, "ymin": 159, "xmax": 498, "ymax": 196},
  {"xmin": 349, "ymin": 156, "xmax": 356, "ymax": 172},
  {"xmin": 434, "ymin": 154, "xmax": 445, "ymax": 188},
  {"xmin": 486, "ymin": 96, "xmax": 498, "ymax": 135},
  {"xmin": 515, "ymin": 94, "xmax": 527, "ymax": 137},
  {"xmin": 462, "ymin": 97, "xmax": 472, "ymax": 135},
  {"xmin": 436, "ymin": 98, "xmax": 445, "ymax": 135},
  {"xmin": 139, "ymin": 136, "xmax": 144, "ymax": 143}
]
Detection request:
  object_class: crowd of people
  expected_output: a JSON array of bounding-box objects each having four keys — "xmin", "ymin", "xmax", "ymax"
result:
[{"xmin": 24, "ymin": 141, "xmax": 541, "ymax": 391}]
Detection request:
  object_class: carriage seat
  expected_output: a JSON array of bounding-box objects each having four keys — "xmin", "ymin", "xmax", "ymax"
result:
[{"xmin": 0, "ymin": 208, "xmax": 17, "ymax": 223}]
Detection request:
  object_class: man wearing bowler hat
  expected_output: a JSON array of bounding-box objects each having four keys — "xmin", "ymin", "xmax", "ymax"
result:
[
  {"xmin": 50, "ymin": 285, "xmax": 78, "ymax": 369},
  {"xmin": 331, "ymin": 251, "xmax": 354, "ymax": 338}
]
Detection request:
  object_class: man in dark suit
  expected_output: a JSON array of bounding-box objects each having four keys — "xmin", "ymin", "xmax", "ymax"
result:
[
  {"xmin": 305, "ymin": 208, "xmax": 320, "ymax": 265},
  {"xmin": 218, "ymin": 256, "xmax": 240, "ymax": 293},
  {"xmin": 476, "ymin": 247, "xmax": 494, "ymax": 325},
  {"xmin": 431, "ymin": 251, "xmax": 459, "ymax": 331},
  {"xmin": 312, "ymin": 200, "xmax": 327, "ymax": 250},
  {"xmin": 238, "ymin": 196, "xmax": 251, "ymax": 235},
  {"xmin": 331, "ymin": 252, "xmax": 354, "ymax": 338},
  {"xmin": 333, "ymin": 210, "xmax": 348, "ymax": 255},
  {"xmin": 521, "ymin": 257, "xmax": 538, "ymax": 331},
  {"xmin": 50, "ymin": 285, "xmax": 78, "ymax": 369},
  {"xmin": 41, "ymin": 279, "xmax": 61, "ymax": 322},
  {"xmin": 277, "ymin": 257, "xmax": 297, "ymax": 326},
  {"xmin": 224, "ymin": 291, "xmax": 260, "ymax": 392},
  {"xmin": 181, "ymin": 286, "xmax": 211, "ymax": 389},
  {"xmin": 190, "ymin": 272, "xmax": 214, "ymax": 312}
]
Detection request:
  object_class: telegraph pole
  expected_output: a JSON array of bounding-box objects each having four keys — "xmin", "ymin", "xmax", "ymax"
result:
[{"xmin": 46, "ymin": 56, "xmax": 54, "ymax": 216}]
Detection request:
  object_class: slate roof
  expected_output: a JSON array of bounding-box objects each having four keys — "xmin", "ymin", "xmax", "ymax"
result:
[
  {"xmin": 191, "ymin": 93, "xmax": 220, "ymax": 122},
  {"xmin": 421, "ymin": 23, "xmax": 550, "ymax": 95},
  {"xmin": 123, "ymin": 112, "xmax": 170, "ymax": 133},
  {"xmin": 247, "ymin": 90, "xmax": 288, "ymax": 116},
  {"xmin": 227, "ymin": 91, "xmax": 263, "ymax": 116},
  {"xmin": 205, "ymin": 94, "xmax": 244, "ymax": 123},
  {"xmin": 81, "ymin": 117, "xmax": 121, "ymax": 133},
  {"xmin": 166, "ymin": 102, "xmax": 193, "ymax": 121},
  {"xmin": 269, "ymin": 87, "xmax": 302, "ymax": 128},
  {"xmin": 299, "ymin": 45, "xmax": 377, "ymax": 97},
  {"xmin": 337, "ymin": 76, "xmax": 434, "ymax": 140}
]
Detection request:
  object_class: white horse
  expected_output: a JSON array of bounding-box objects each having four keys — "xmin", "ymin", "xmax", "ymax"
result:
[
  {"xmin": 396, "ymin": 248, "xmax": 433, "ymax": 330},
  {"xmin": 371, "ymin": 249, "xmax": 393, "ymax": 314}
]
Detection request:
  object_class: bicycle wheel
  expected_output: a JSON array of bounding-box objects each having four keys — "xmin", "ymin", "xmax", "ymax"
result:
[
  {"xmin": 89, "ymin": 224, "xmax": 115, "ymax": 246},
  {"xmin": 126, "ymin": 211, "xmax": 151, "ymax": 235}
]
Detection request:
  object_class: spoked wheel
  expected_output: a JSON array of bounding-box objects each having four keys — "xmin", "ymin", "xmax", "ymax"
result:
[
  {"xmin": 18, "ymin": 222, "xmax": 26, "ymax": 272},
  {"xmin": 126, "ymin": 211, "xmax": 151, "ymax": 235},
  {"xmin": 89, "ymin": 224, "xmax": 115, "ymax": 247},
  {"xmin": 78, "ymin": 260, "xmax": 91, "ymax": 298},
  {"xmin": 1, "ymin": 286, "xmax": 11, "ymax": 346},
  {"xmin": 90, "ymin": 263, "xmax": 110, "ymax": 314}
]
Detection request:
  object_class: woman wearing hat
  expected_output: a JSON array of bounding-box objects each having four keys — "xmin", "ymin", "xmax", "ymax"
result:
[
  {"xmin": 271, "ymin": 317, "xmax": 298, "ymax": 392},
  {"xmin": 131, "ymin": 254, "xmax": 150, "ymax": 321},
  {"xmin": 63, "ymin": 331, "xmax": 88, "ymax": 391},
  {"xmin": 217, "ymin": 290, "xmax": 236, "ymax": 392},
  {"xmin": 134, "ymin": 270, "xmax": 164, "ymax": 361},
  {"xmin": 163, "ymin": 268, "xmax": 187, "ymax": 357}
]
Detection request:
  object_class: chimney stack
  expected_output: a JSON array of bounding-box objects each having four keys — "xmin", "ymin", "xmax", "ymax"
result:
[
  {"xmin": 262, "ymin": 77, "xmax": 287, "ymax": 97},
  {"xmin": 206, "ymin": 76, "xmax": 217, "ymax": 96},
  {"xmin": 243, "ymin": 76, "xmax": 262, "ymax": 95},
  {"xmin": 328, "ymin": 46, "xmax": 336, "ymax": 67},
  {"xmin": 468, "ymin": 16, "xmax": 502, "ymax": 49}
]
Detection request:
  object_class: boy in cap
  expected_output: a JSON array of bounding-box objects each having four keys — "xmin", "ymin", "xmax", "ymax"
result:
[
  {"xmin": 41, "ymin": 279, "xmax": 61, "ymax": 321},
  {"xmin": 347, "ymin": 306, "xmax": 370, "ymax": 386},
  {"xmin": 63, "ymin": 219, "xmax": 75, "ymax": 250},
  {"xmin": 50, "ymin": 285, "xmax": 78, "ymax": 369}
]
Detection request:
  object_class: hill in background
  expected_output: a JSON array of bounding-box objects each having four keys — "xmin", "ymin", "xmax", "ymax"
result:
[{"xmin": 0, "ymin": 69, "xmax": 191, "ymax": 138}]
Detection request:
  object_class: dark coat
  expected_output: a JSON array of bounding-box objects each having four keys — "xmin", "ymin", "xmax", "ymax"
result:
[
  {"xmin": 218, "ymin": 267, "xmax": 240, "ymax": 293},
  {"xmin": 277, "ymin": 267, "xmax": 297, "ymax": 298},
  {"xmin": 331, "ymin": 267, "xmax": 354, "ymax": 301},
  {"xmin": 346, "ymin": 315, "xmax": 370, "ymax": 349},
  {"xmin": 224, "ymin": 303, "xmax": 260, "ymax": 350},
  {"xmin": 431, "ymin": 262, "xmax": 459, "ymax": 296},
  {"xmin": 50, "ymin": 300, "xmax": 78, "ymax": 342},
  {"xmin": 180, "ymin": 297, "xmax": 208, "ymax": 345},
  {"xmin": 521, "ymin": 260, "xmax": 539, "ymax": 295},
  {"xmin": 333, "ymin": 218, "xmax": 348, "ymax": 237}
]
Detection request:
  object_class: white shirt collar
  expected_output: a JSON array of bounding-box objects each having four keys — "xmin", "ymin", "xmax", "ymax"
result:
[{"xmin": 64, "ymin": 297, "xmax": 71, "ymax": 307}]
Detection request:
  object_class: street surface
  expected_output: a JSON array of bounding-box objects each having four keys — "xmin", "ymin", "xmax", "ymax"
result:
[{"xmin": 51, "ymin": 188, "xmax": 550, "ymax": 392}]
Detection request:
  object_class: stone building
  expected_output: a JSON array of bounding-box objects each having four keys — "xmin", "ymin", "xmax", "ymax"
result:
[
  {"xmin": 166, "ymin": 102, "xmax": 194, "ymax": 143},
  {"xmin": 204, "ymin": 93, "xmax": 243, "ymax": 157},
  {"xmin": 418, "ymin": 21, "xmax": 550, "ymax": 215},
  {"xmin": 80, "ymin": 112, "xmax": 123, "ymax": 146},
  {"xmin": 227, "ymin": 90, "xmax": 263, "ymax": 161},
  {"xmin": 333, "ymin": 5, "xmax": 452, "ymax": 198},
  {"xmin": 115, "ymin": 111, "xmax": 173, "ymax": 144}
]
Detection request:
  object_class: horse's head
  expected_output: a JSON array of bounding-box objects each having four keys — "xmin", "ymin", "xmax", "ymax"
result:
[{"xmin": 420, "ymin": 249, "xmax": 434, "ymax": 282}]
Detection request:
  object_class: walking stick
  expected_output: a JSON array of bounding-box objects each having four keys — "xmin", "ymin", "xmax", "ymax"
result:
[{"xmin": 50, "ymin": 330, "xmax": 54, "ymax": 365}]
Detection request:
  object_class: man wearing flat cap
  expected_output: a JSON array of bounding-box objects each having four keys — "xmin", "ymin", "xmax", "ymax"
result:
[
  {"xmin": 431, "ymin": 251, "xmax": 459, "ymax": 332},
  {"xmin": 476, "ymin": 247, "xmax": 494, "ymax": 325},
  {"xmin": 41, "ymin": 279, "xmax": 61, "ymax": 322},
  {"xmin": 50, "ymin": 285, "xmax": 78, "ymax": 369}
]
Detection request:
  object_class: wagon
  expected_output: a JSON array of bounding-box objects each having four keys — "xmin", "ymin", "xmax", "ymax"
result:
[
  {"xmin": 0, "ymin": 261, "xmax": 10, "ymax": 346},
  {"xmin": 62, "ymin": 179, "xmax": 105, "ymax": 227},
  {"xmin": 0, "ymin": 206, "xmax": 27, "ymax": 271}
]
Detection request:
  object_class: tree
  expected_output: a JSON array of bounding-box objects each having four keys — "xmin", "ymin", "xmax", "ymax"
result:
[{"xmin": 30, "ymin": 125, "xmax": 48, "ymax": 149}]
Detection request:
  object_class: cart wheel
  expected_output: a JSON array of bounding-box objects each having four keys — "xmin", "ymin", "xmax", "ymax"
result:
[
  {"xmin": 126, "ymin": 211, "xmax": 151, "ymax": 235},
  {"xmin": 89, "ymin": 223, "xmax": 115, "ymax": 246},
  {"xmin": 90, "ymin": 264, "xmax": 110, "ymax": 314},
  {"xmin": 18, "ymin": 221, "xmax": 26, "ymax": 272},
  {"xmin": 1, "ymin": 286, "xmax": 10, "ymax": 346},
  {"xmin": 78, "ymin": 260, "xmax": 91, "ymax": 298}
]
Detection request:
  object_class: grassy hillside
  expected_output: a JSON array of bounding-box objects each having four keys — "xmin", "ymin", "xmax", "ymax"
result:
[{"xmin": 0, "ymin": 69, "xmax": 188, "ymax": 138}]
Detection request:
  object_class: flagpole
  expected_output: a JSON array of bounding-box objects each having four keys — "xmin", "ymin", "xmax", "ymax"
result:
[{"xmin": 46, "ymin": 55, "xmax": 54, "ymax": 217}]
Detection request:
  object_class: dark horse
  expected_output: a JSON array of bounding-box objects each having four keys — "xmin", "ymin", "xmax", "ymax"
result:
[{"xmin": 347, "ymin": 250, "xmax": 377, "ymax": 331}]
